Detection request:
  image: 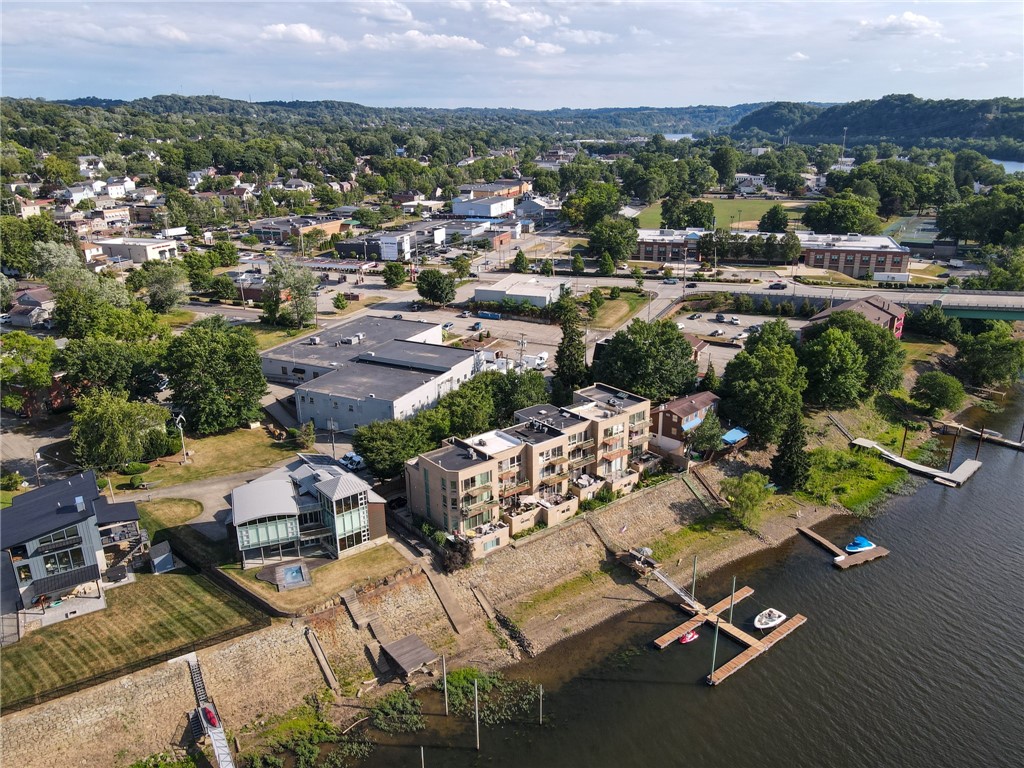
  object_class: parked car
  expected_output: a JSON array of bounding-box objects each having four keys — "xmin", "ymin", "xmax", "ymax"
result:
[
  {"xmin": 686, "ymin": 282, "xmax": 698, "ymax": 288},
  {"xmin": 645, "ymin": 268, "xmax": 660, "ymax": 275},
  {"xmin": 442, "ymin": 322, "xmax": 455, "ymax": 331},
  {"xmin": 730, "ymin": 317, "xmax": 741, "ymax": 325},
  {"xmin": 769, "ymin": 282, "xmax": 786, "ymax": 290},
  {"xmin": 715, "ymin": 313, "xmax": 726, "ymax": 322},
  {"xmin": 0, "ymin": 313, "xmax": 10, "ymax": 324},
  {"xmin": 471, "ymin": 321, "xmax": 484, "ymax": 331},
  {"xmin": 732, "ymin": 332, "xmax": 750, "ymax": 341},
  {"xmin": 664, "ymin": 278, "xmax": 678, "ymax": 285},
  {"xmin": 392, "ymin": 313, "xmax": 403, "ymax": 320},
  {"xmin": 387, "ymin": 496, "xmax": 408, "ymax": 511},
  {"xmin": 709, "ymin": 329, "xmax": 726, "ymax": 337},
  {"xmin": 687, "ymin": 312, "xmax": 703, "ymax": 320},
  {"xmin": 457, "ymin": 311, "xmax": 470, "ymax": 318},
  {"xmin": 340, "ymin": 452, "xmax": 365, "ymax": 471}
]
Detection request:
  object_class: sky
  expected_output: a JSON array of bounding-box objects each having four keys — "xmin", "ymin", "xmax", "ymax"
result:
[{"xmin": 1, "ymin": 1, "xmax": 1021, "ymax": 109}]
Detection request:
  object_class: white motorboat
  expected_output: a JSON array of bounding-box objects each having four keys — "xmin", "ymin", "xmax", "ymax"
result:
[{"xmin": 754, "ymin": 608, "xmax": 786, "ymax": 630}]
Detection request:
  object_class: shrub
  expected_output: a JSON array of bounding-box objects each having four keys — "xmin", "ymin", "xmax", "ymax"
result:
[
  {"xmin": 0, "ymin": 472, "xmax": 24, "ymax": 491},
  {"xmin": 129, "ymin": 475, "xmax": 146, "ymax": 488},
  {"xmin": 121, "ymin": 462, "xmax": 150, "ymax": 476},
  {"xmin": 609, "ymin": 285, "xmax": 621, "ymax": 299},
  {"xmin": 442, "ymin": 536, "xmax": 473, "ymax": 573},
  {"xmin": 368, "ymin": 688, "xmax": 425, "ymax": 734}
]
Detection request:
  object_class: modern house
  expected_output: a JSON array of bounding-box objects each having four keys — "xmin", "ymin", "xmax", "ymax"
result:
[
  {"xmin": 0, "ymin": 472, "xmax": 145, "ymax": 643},
  {"xmin": 404, "ymin": 383, "xmax": 652, "ymax": 558},
  {"xmin": 230, "ymin": 454, "xmax": 386, "ymax": 569},
  {"xmin": 807, "ymin": 295, "xmax": 906, "ymax": 338},
  {"xmin": 650, "ymin": 392, "xmax": 721, "ymax": 463},
  {"xmin": 261, "ymin": 316, "xmax": 481, "ymax": 432}
]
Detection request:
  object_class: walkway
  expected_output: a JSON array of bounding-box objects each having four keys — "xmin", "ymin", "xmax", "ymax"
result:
[{"xmin": 850, "ymin": 438, "xmax": 982, "ymax": 487}]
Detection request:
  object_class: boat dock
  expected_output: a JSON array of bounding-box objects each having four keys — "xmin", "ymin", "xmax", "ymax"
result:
[
  {"xmin": 936, "ymin": 422, "xmax": 1024, "ymax": 452},
  {"xmin": 850, "ymin": 438, "xmax": 982, "ymax": 486},
  {"xmin": 648, "ymin": 576, "xmax": 806, "ymax": 685},
  {"xmin": 797, "ymin": 527, "xmax": 890, "ymax": 569}
]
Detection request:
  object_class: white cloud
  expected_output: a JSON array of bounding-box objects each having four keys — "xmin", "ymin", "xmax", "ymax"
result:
[
  {"xmin": 786, "ymin": 51, "xmax": 809, "ymax": 62},
  {"xmin": 555, "ymin": 28, "xmax": 616, "ymax": 45},
  {"xmin": 358, "ymin": 1, "xmax": 414, "ymax": 24},
  {"xmin": 483, "ymin": 1, "xmax": 555, "ymax": 28},
  {"xmin": 361, "ymin": 30, "xmax": 484, "ymax": 51},
  {"xmin": 853, "ymin": 11, "xmax": 948, "ymax": 40},
  {"xmin": 155, "ymin": 26, "xmax": 190, "ymax": 44},
  {"xmin": 515, "ymin": 35, "xmax": 565, "ymax": 55},
  {"xmin": 260, "ymin": 23, "xmax": 347, "ymax": 51},
  {"xmin": 447, "ymin": 0, "xmax": 473, "ymax": 9},
  {"xmin": 495, "ymin": 47, "xmax": 519, "ymax": 57}
]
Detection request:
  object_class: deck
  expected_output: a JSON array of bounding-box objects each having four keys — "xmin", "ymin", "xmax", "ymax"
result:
[
  {"xmin": 707, "ymin": 615, "xmax": 807, "ymax": 685},
  {"xmin": 797, "ymin": 527, "xmax": 890, "ymax": 570},
  {"xmin": 652, "ymin": 586, "xmax": 755, "ymax": 649},
  {"xmin": 936, "ymin": 421, "xmax": 1024, "ymax": 452}
]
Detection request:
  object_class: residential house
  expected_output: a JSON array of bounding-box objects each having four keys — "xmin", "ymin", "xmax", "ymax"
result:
[
  {"xmin": 405, "ymin": 383, "xmax": 651, "ymax": 558},
  {"xmin": 14, "ymin": 196, "xmax": 47, "ymax": 219},
  {"xmin": 76, "ymin": 155, "xmax": 106, "ymax": 178},
  {"xmin": 11, "ymin": 287, "xmax": 56, "ymax": 328},
  {"xmin": 1, "ymin": 471, "xmax": 146, "ymax": 643},
  {"xmin": 392, "ymin": 190, "xmax": 425, "ymax": 204},
  {"xmin": 806, "ymin": 295, "xmax": 906, "ymax": 338},
  {"xmin": 57, "ymin": 184, "xmax": 96, "ymax": 206},
  {"xmin": 650, "ymin": 392, "xmax": 721, "ymax": 463},
  {"xmin": 283, "ymin": 177, "xmax": 316, "ymax": 192},
  {"xmin": 230, "ymin": 454, "xmax": 386, "ymax": 569}
]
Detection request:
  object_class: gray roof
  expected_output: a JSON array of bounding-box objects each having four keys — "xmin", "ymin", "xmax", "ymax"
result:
[
  {"xmin": 262, "ymin": 315, "xmax": 438, "ymax": 369},
  {"xmin": 297, "ymin": 363, "xmax": 453, "ymax": 402},
  {"xmin": 314, "ymin": 472, "xmax": 372, "ymax": 502},
  {"xmin": 231, "ymin": 477, "xmax": 300, "ymax": 527},
  {"xmin": 1, "ymin": 472, "xmax": 100, "ymax": 549},
  {"xmin": 358, "ymin": 339, "xmax": 474, "ymax": 372},
  {"xmin": 515, "ymin": 404, "xmax": 589, "ymax": 432},
  {"xmin": 421, "ymin": 443, "xmax": 489, "ymax": 472},
  {"xmin": 574, "ymin": 382, "xmax": 647, "ymax": 409},
  {"xmin": 382, "ymin": 634, "xmax": 439, "ymax": 677}
]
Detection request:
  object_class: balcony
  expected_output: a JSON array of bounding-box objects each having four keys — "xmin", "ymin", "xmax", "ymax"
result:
[
  {"xmin": 567, "ymin": 437, "xmax": 595, "ymax": 451},
  {"xmin": 461, "ymin": 495, "xmax": 496, "ymax": 513},
  {"xmin": 602, "ymin": 447, "xmax": 631, "ymax": 461},
  {"xmin": 539, "ymin": 471, "xmax": 568, "ymax": 486},
  {"xmin": 461, "ymin": 483, "xmax": 492, "ymax": 497},
  {"xmin": 601, "ymin": 433, "xmax": 624, "ymax": 445},
  {"xmin": 542, "ymin": 454, "xmax": 567, "ymax": 466},
  {"xmin": 499, "ymin": 478, "xmax": 531, "ymax": 496},
  {"xmin": 629, "ymin": 431, "xmax": 652, "ymax": 446},
  {"xmin": 629, "ymin": 418, "xmax": 651, "ymax": 430},
  {"xmin": 569, "ymin": 452, "xmax": 595, "ymax": 468}
]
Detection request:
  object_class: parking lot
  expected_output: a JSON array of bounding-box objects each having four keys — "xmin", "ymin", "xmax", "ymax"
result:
[{"xmin": 672, "ymin": 312, "xmax": 808, "ymax": 374}]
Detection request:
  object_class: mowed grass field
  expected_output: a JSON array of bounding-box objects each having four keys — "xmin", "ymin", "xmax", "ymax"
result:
[
  {"xmin": 637, "ymin": 198, "xmax": 807, "ymax": 230},
  {"xmin": 0, "ymin": 571, "xmax": 261, "ymax": 706}
]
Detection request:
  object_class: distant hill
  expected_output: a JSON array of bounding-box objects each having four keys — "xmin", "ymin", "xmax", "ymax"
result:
[
  {"xmin": 733, "ymin": 94, "xmax": 1024, "ymax": 144},
  {"xmin": 54, "ymin": 95, "xmax": 765, "ymax": 136}
]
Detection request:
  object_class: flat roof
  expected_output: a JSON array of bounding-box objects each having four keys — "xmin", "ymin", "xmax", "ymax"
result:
[
  {"xmin": 574, "ymin": 382, "xmax": 647, "ymax": 410},
  {"xmin": 456, "ymin": 430, "xmax": 521, "ymax": 457},
  {"xmin": 262, "ymin": 316, "xmax": 437, "ymax": 368},
  {"xmin": 515, "ymin": 404, "xmax": 590, "ymax": 432},
  {"xmin": 421, "ymin": 443, "xmax": 490, "ymax": 472},
  {"xmin": 360, "ymin": 339, "xmax": 475, "ymax": 372},
  {"xmin": 482, "ymin": 274, "xmax": 567, "ymax": 294},
  {"xmin": 382, "ymin": 634, "xmax": 438, "ymax": 677},
  {"xmin": 296, "ymin": 356, "xmax": 465, "ymax": 402}
]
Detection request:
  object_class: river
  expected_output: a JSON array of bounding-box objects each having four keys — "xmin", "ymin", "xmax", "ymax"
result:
[
  {"xmin": 362, "ymin": 389, "xmax": 1024, "ymax": 768},
  {"xmin": 991, "ymin": 159, "xmax": 1024, "ymax": 174}
]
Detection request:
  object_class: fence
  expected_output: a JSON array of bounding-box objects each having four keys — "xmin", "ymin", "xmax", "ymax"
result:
[{"xmin": 0, "ymin": 612, "xmax": 271, "ymax": 715}]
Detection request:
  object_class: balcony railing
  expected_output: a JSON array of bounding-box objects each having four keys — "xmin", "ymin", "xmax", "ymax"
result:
[
  {"xmin": 499, "ymin": 479, "xmax": 531, "ymax": 496},
  {"xmin": 602, "ymin": 447, "xmax": 631, "ymax": 461},
  {"xmin": 461, "ymin": 495, "xmax": 496, "ymax": 511},
  {"xmin": 629, "ymin": 432, "xmax": 652, "ymax": 445},
  {"xmin": 462, "ymin": 483, "xmax": 492, "ymax": 497},
  {"xmin": 542, "ymin": 454, "xmax": 567, "ymax": 466},
  {"xmin": 601, "ymin": 433, "xmax": 625, "ymax": 444},
  {"xmin": 567, "ymin": 437, "xmax": 595, "ymax": 451},
  {"xmin": 569, "ymin": 452, "xmax": 595, "ymax": 468},
  {"xmin": 629, "ymin": 418, "xmax": 651, "ymax": 430},
  {"xmin": 539, "ymin": 471, "xmax": 569, "ymax": 486}
]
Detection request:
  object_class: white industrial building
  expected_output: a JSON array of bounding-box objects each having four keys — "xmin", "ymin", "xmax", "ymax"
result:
[
  {"xmin": 451, "ymin": 196, "xmax": 515, "ymax": 218},
  {"xmin": 474, "ymin": 274, "xmax": 570, "ymax": 308},
  {"xmin": 262, "ymin": 316, "xmax": 481, "ymax": 433},
  {"xmin": 381, "ymin": 233, "xmax": 413, "ymax": 261},
  {"xmin": 94, "ymin": 237, "xmax": 179, "ymax": 263}
]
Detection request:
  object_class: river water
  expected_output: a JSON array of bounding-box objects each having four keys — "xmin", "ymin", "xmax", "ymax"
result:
[{"xmin": 363, "ymin": 390, "xmax": 1024, "ymax": 768}]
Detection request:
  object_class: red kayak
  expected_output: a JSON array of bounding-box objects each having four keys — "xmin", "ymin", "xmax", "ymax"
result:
[{"xmin": 679, "ymin": 630, "xmax": 699, "ymax": 644}]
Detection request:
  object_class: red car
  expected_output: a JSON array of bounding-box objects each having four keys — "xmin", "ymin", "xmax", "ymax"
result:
[{"xmin": 202, "ymin": 706, "xmax": 219, "ymax": 728}]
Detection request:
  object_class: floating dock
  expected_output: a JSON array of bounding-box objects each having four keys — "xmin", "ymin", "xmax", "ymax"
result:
[
  {"xmin": 850, "ymin": 438, "xmax": 982, "ymax": 486},
  {"xmin": 647, "ymin": 574, "xmax": 805, "ymax": 685},
  {"xmin": 936, "ymin": 422, "xmax": 1024, "ymax": 452},
  {"xmin": 797, "ymin": 527, "xmax": 890, "ymax": 569}
]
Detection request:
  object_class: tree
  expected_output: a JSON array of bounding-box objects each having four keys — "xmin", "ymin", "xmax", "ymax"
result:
[
  {"xmin": 770, "ymin": 412, "xmax": 811, "ymax": 492},
  {"xmin": 801, "ymin": 196, "xmax": 882, "ymax": 235},
  {"xmin": 597, "ymin": 253, "xmax": 616, "ymax": 276},
  {"xmin": 800, "ymin": 327, "xmax": 867, "ymax": 408},
  {"xmin": 511, "ymin": 249, "xmax": 529, "ymax": 273},
  {"xmin": 28, "ymin": 241, "xmax": 79, "ymax": 277},
  {"xmin": 700, "ymin": 361, "xmax": 719, "ymax": 393},
  {"xmin": 911, "ymin": 371, "xmax": 966, "ymax": 415},
  {"xmin": 590, "ymin": 215, "xmax": 637, "ymax": 264},
  {"xmin": 283, "ymin": 264, "xmax": 318, "ymax": 327},
  {"xmin": 0, "ymin": 331, "xmax": 56, "ymax": 414},
  {"xmin": 209, "ymin": 241, "xmax": 239, "ymax": 268},
  {"xmin": 780, "ymin": 231, "xmax": 802, "ymax": 265},
  {"xmin": 721, "ymin": 342, "xmax": 806, "ymax": 448},
  {"xmin": 58, "ymin": 335, "xmax": 163, "ymax": 401},
  {"xmin": 129, "ymin": 261, "xmax": 187, "ymax": 313},
  {"xmin": 451, "ymin": 254, "xmax": 472, "ymax": 279},
  {"xmin": 953, "ymin": 323, "xmax": 1024, "ymax": 386},
  {"xmin": 591, "ymin": 319, "xmax": 697, "ymax": 402},
  {"xmin": 553, "ymin": 299, "xmax": 588, "ymax": 404},
  {"xmin": 416, "ymin": 269, "xmax": 456, "ymax": 305},
  {"xmin": 332, "ymin": 293, "xmax": 349, "ymax": 311},
  {"xmin": 353, "ymin": 419, "xmax": 427, "ymax": 480},
  {"xmin": 710, "ymin": 146, "xmax": 740, "ymax": 186},
  {"xmin": 490, "ymin": 369, "xmax": 548, "ymax": 424},
  {"xmin": 163, "ymin": 316, "xmax": 266, "ymax": 435},
  {"xmin": 561, "ymin": 182, "xmax": 622, "ymax": 229},
  {"xmin": 70, "ymin": 390, "xmax": 169, "ymax": 469},
  {"xmin": 688, "ymin": 411, "xmax": 723, "ymax": 455},
  {"xmin": 571, "ymin": 253, "xmax": 586, "ymax": 275},
  {"xmin": 719, "ymin": 471, "xmax": 771, "ymax": 529},
  {"xmin": 758, "ymin": 204, "xmax": 790, "ymax": 233},
  {"xmin": 682, "ymin": 200, "xmax": 715, "ymax": 230},
  {"xmin": 382, "ymin": 262, "xmax": 408, "ymax": 289},
  {"xmin": 210, "ymin": 274, "xmax": 238, "ymax": 300},
  {"xmin": 801, "ymin": 310, "xmax": 906, "ymax": 394},
  {"xmin": 0, "ymin": 273, "xmax": 15, "ymax": 310}
]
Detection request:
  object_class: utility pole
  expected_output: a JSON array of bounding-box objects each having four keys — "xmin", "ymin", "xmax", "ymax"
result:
[
  {"xmin": 175, "ymin": 413, "xmax": 188, "ymax": 464},
  {"xmin": 474, "ymin": 679, "xmax": 480, "ymax": 751}
]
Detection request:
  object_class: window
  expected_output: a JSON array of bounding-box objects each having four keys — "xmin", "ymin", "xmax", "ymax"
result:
[
  {"xmin": 483, "ymin": 538, "xmax": 500, "ymax": 552},
  {"xmin": 309, "ymin": 398, "xmax": 314, "ymax": 405},
  {"xmin": 9, "ymin": 544, "xmax": 27, "ymax": 560},
  {"xmin": 42, "ymin": 547, "xmax": 86, "ymax": 575},
  {"xmin": 441, "ymin": 478, "xmax": 447, "ymax": 490},
  {"xmin": 442, "ymin": 495, "xmax": 447, "ymax": 508},
  {"xmin": 349, "ymin": 404, "xmax": 354, "ymax": 411},
  {"xmin": 16, "ymin": 564, "xmax": 32, "ymax": 584},
  {"xmin": 301, "ymin": 395, "xmax": 306, "ymax": 403},
  {"xmin": 38, "ymin": 526, "xmax": 79, "ymax": 547},
  {"xmin": 281, "ymin": 366, "xmax": 287, "ymax": 375}
]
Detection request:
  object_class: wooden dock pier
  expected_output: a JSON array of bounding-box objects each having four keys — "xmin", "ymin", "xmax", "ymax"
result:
[
  {"xmin": 850, "ymin": 438, "xmax": 982, "ymax": 486},
  {"xmin": 937, "ymin": 421, "xmax": 1024, "ymax": 452},
  {"xmin": 797, "ymin": 527, "xmax": 890, "ymax": 569},
  {"xmin": 650, "ymin": 581, "xmax": 804, "ymax": 685}
]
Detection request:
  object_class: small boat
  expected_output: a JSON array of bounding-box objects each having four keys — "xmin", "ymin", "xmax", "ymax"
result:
[
  {"xmin": 845, "ymin": 536, "xmax": 876, "ymax": 554},
  {"xmin": 678, "ymin": 630, "xmax": 699, "ymax": 644},
  {"xmin": 754, "ymin": 608, "xmax": 786, "ymax": 630}
]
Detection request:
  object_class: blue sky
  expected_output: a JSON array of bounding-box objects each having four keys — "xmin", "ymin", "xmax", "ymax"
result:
[{"xmin": 2, "ymin": 1, "xmax": 1021, "ymax": 108}]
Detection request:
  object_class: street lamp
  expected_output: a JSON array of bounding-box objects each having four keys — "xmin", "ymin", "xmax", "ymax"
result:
[{"xmin": 175, "ymin": 413, "xmax": 188, "ymax": 464}]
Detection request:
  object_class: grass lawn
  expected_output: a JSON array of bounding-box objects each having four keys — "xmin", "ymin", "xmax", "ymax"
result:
[
  {"xmin": 512, "ymin": 562, "xmax": 624, "ymax": 625},
  {"xmin": 239, "ymin": 322, "xmax": 321, "ymax": 351},
  {"xmin": 114, "ymin": 428, "xmax": 296, "ymax": 490},
  {"xmin": 901, "ymin": 335, "xmax": 951, "ymax": 367},
  {"xmin": 220, "ymin": 543, "xmax": 409, "ymax": 613},
  {"xmin": 0, "ymin": 570, "xmax": 260, "ymax": 707},
  {"xmin": 139, "ymin": 498, "xmax": 234, "ymax": 568},
  {"xmin": 638, "ymin": 199, "xmax": 807, "ymax": 230},
  {"xmin": 589, "ymin": 291, "xmax": 649, "ymax": 330},
  {"xmin": 647, "ymin": 508, "xmax": 742, "ymax": 563},
  {"xmin": 158, "ymin": 308, "xmax": 197, "ymax": 328}
]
